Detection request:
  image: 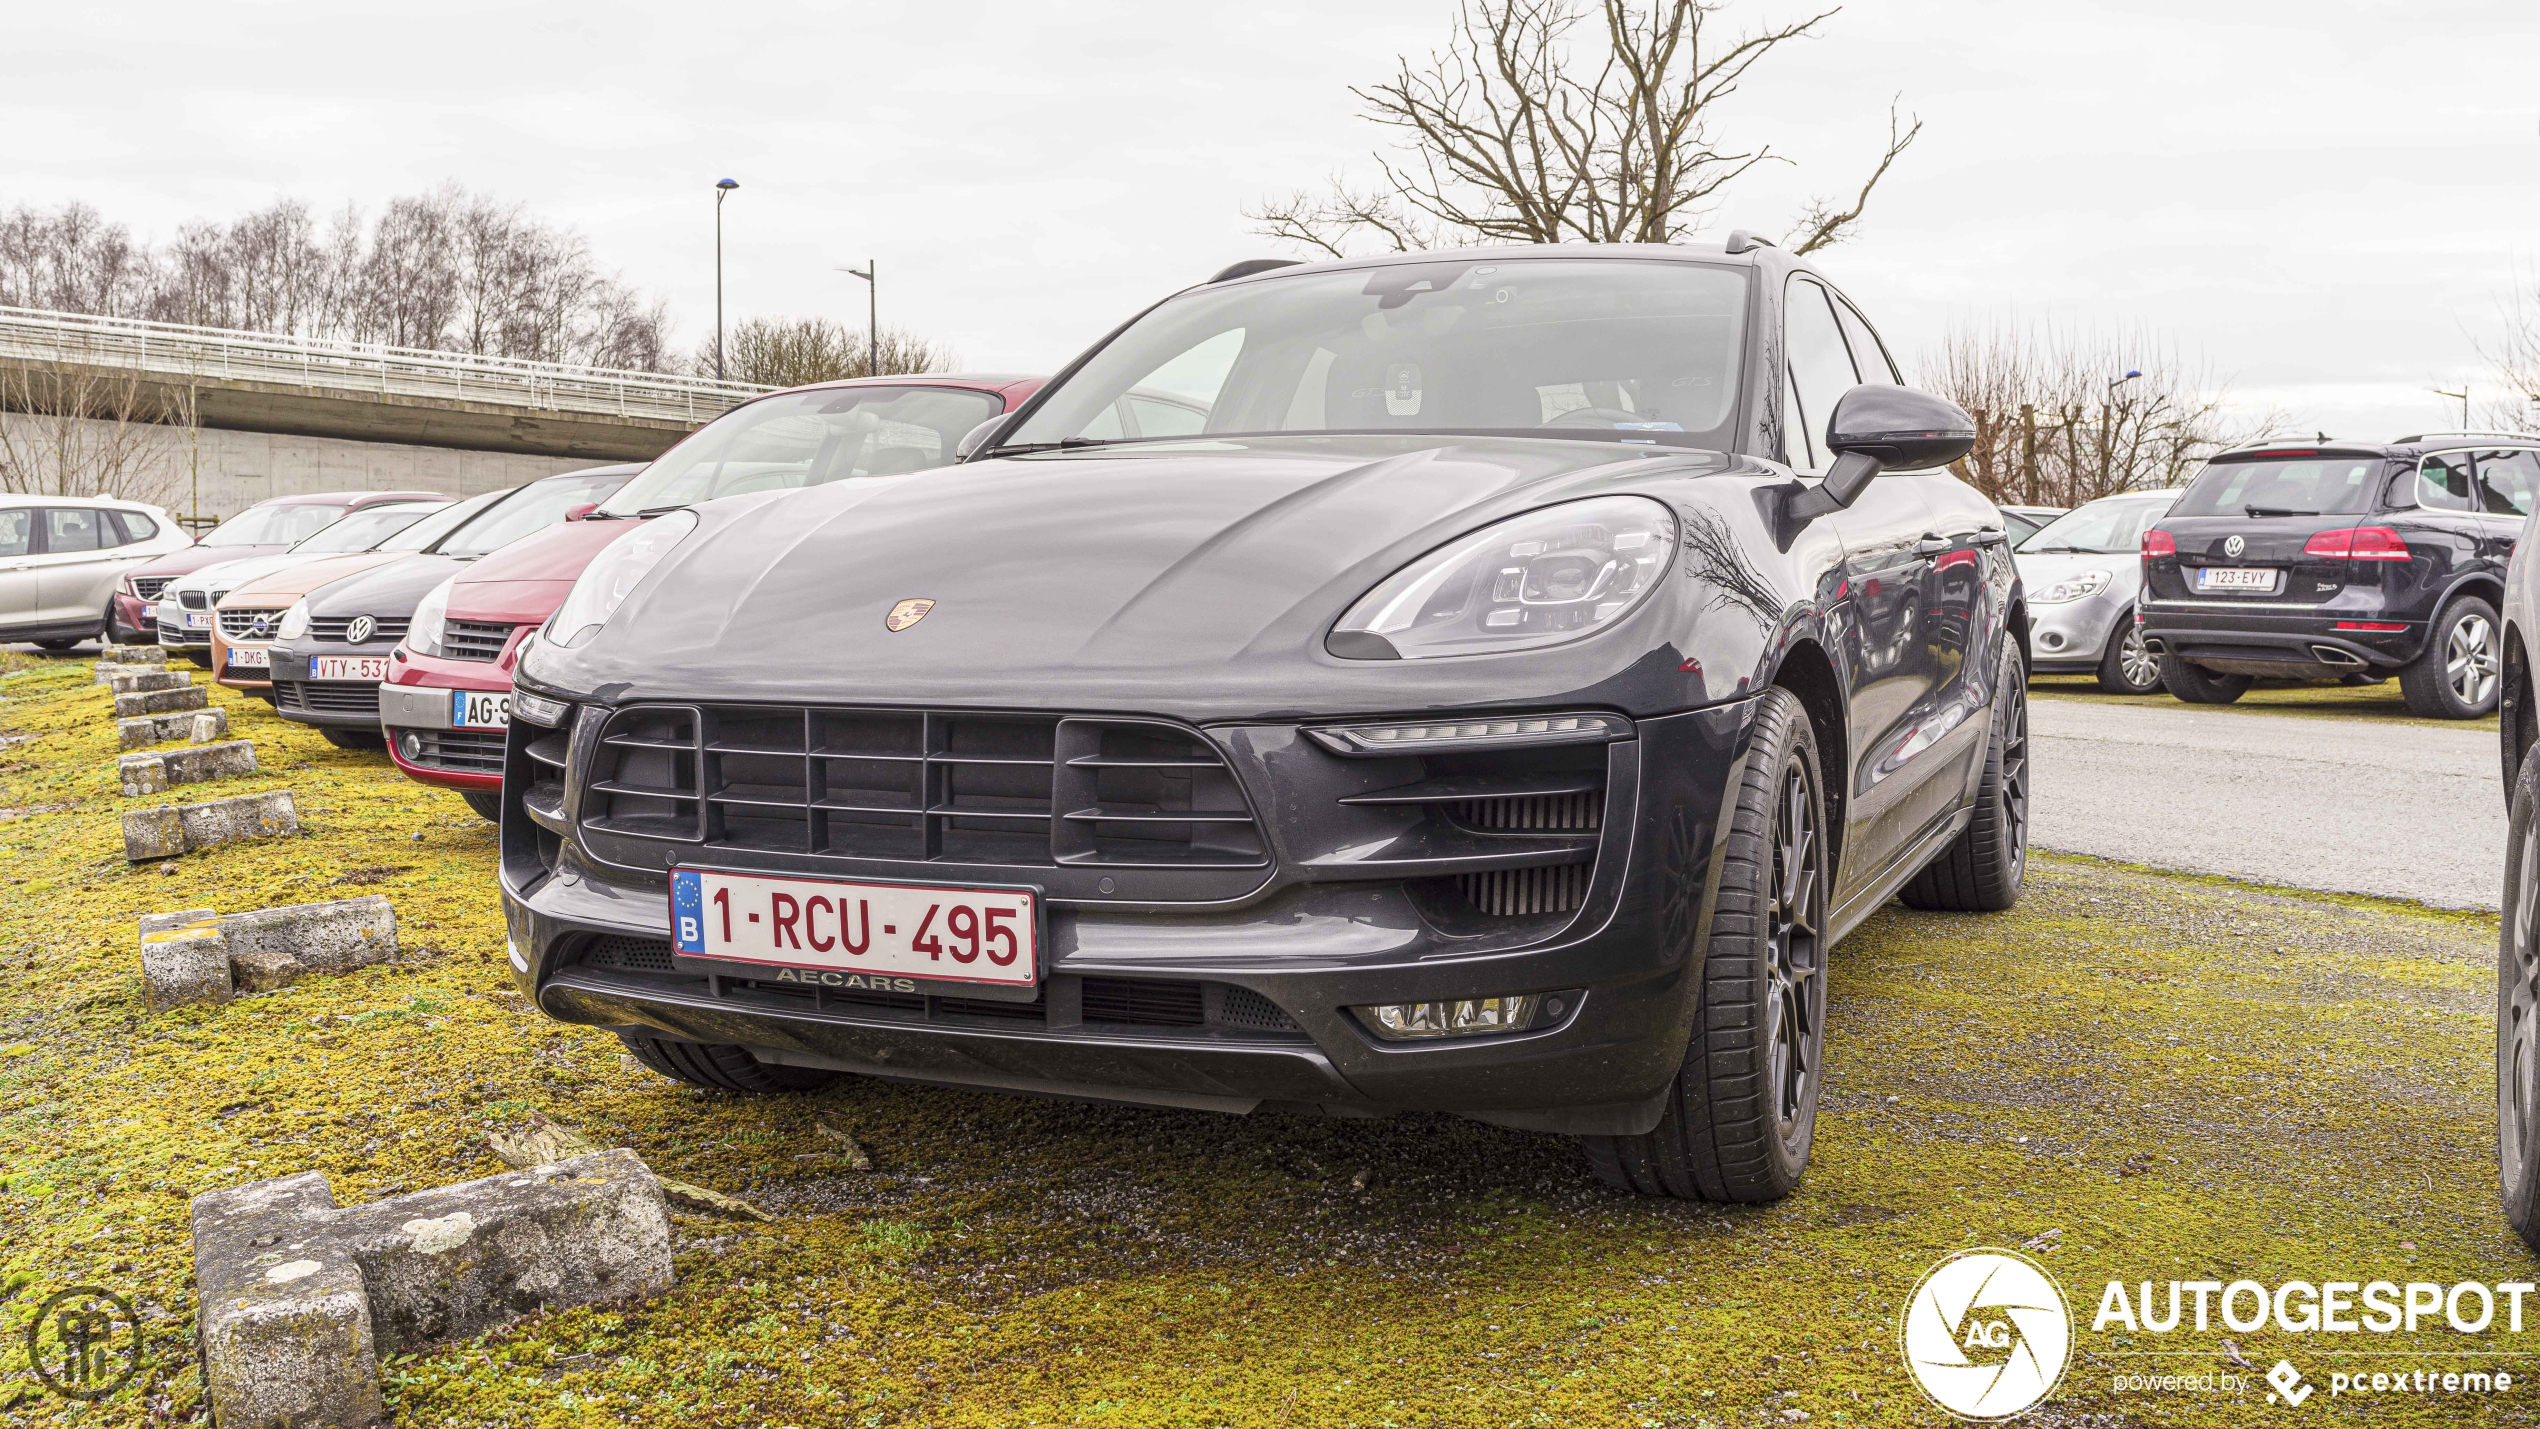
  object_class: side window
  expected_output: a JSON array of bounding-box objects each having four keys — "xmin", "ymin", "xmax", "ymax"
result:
[
  {"xmin": 1834, "ymin": 299, "xmax": 1901, "ymax": 384},
  {"xmin": 42, "ymin": 507, "xmax": 106, "ymax": 553},
  {"xmin": 112, "ymin": 510, "xmax": 159, "ymax": 543},
  {"xmin": 1783, "ymin": 278, "xmax": 1861, "ymax": 475},
  {"xmin": 2416, "ymin": 453, "xmax": 2478, "ymax": 513},
  {"xmin": 0, "ymin": 509, "xmax": 29, "ymax": 558},
  {"xmin": 1125, "ymin": 393, "xmax": 1209, "ymax": 438},
  {"xmin": 2474, "ymin": 450, "xmax": 2540, "ymax": 517}
]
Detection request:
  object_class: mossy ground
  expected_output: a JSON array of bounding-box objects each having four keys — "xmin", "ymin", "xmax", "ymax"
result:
[
  {"xmin": 2028, "ymin": 671, "xmax": 2499, "ymax": 732},
  {"xmin": 0, "ymin": 651, "xmax": 2529, "ymax": 1426}
]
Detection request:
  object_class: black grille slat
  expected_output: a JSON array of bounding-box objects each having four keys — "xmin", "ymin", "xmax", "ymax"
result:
[
  {"xmin": 308, "ymin": 616, "xmax": 411, "ymax": 644},
  {"xmin": 1457, "ymin": 863, "xmax": 1594, "ymax": 917},
  {"xmin": 131, "ymin": 577, "xmax": 170, "ymax": 600},
  {"xmin": 1220, "ymin": 986, "xmax": 1297, "ymax": 1031},
  {"xmin": 1449, "ymin": 791, "xmax": 1605, "ymax": 833},
  {"xmin": 404, "ymin": 729, "xmax": 507, "ymax": 774},
  {"xmin": 179, "ymin": 590, "xmax": 209, "ymax": 609},
  {"xmin": 218, "ymin": 607, "xmax": 288, "ymax": 638},
  {"xmin": 281, "ymin": 681, "xmax": 381, "ymax": 716},
  {"xmin": 581, "ymin": 936, "xmax": 676, "ymax": 973},
  {"xmin": 1082, "ymin": 978, "xmax": 1205, "ymax": 1027},
  {"xmin": 442, "ymin": 620, "xmax": 517, "ymax": 661}
]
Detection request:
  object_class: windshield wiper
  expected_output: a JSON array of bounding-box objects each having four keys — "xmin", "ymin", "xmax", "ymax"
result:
[
  {"xmin": 2245, "ymin": 505, "xmax": 2317, "ymax": 517},
  {"xmin": 988, "ymin": 437, "xmax": 1122, "ymax": 456},
  {"xmin": 635, "ymin": 505, "xmax": 694, "ymax": 518},
  {"xmin": 578, "ymin": 509, "xmax": 635, "ymax": 521},
  {"xmin": 2027, "ymin": 544, "xmax": 2092, "ymax": 553}
]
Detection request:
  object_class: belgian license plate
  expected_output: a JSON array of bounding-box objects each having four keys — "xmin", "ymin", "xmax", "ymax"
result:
[
  {"xmin": 180, "ymin": 609, "xmax": 216, "ymax": 630},
  {"xmin": 2194, "ymin": 566, "xmax": 2280, "ymax": 593},
  {"xmin": 669, "ymin": 868, "xmax": 1040, "ymax": 990},
  {"xmin": 226, "ymin": 645, "xmax": 269, "ymax": 669},
  {"xmin": 452, "ymin": 690, "xmax": 510, "ymax": 728},
  {"xmin": 311, "ymin": 655, "xmax": 389, "ymax": 681}
]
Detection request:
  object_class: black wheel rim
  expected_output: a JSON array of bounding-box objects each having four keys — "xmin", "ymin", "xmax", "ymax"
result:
[
  {"xmin": 2000, "ymin": 675, "xmax": 2029, "ymax": 879},
  {"xmin": 2508, "ymin": 817, "xmax": 2540, "ymax": 1195},
  {"xmin": 1764, "ymin": 758, "xmax": 1826, "ymax": 1139}
]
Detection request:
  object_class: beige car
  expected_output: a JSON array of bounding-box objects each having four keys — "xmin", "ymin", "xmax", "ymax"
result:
[
  {"xmin": 212, "ymin": 492, "xmax": 503, "ymax": 692},
  {"xmin": 0, "ymin": 494, "xmax": 192, "ymax": 649}
]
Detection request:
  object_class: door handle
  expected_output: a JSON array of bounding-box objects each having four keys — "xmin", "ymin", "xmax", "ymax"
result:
[
  {"xmin": 1972, "ymin": 529, "xmax": 2008, "ymax": 547},
  {"xmin": 1914, "ymin": 535, "xmax": 1950, "ymax": 555}
]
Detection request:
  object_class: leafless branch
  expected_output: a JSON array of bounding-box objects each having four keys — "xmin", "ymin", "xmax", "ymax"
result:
[{"xmin": 1784, "ymin": 99, "xmax": 1921, "ymax": 256}]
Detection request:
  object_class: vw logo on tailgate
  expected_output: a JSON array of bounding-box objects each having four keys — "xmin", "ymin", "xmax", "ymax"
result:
[{"xmin": 2223, "ymin": 535, "xmax": 2245, "ymax": 557}]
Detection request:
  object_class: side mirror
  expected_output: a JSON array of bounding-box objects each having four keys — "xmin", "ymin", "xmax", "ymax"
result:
[
  {"xmin": 562, "ymin": 503, "xmax": 598, "ymax": 522},
  {"xmin": 1788, "ymin": 386, "xmax": 1978, "ymax": 520},
  {"xmin": 955, "ymin": 416, "xmax": 1008, "ymax": 462}
]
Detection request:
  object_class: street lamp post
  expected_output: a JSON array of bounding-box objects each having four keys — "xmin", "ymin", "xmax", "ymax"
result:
[
  {"xmin": 714, "ymin": 178, "xmax": 739, "ymax": 381},
  {"xmin": 841, "ymin": 261, "xmax": 877, "ymax": 377},
  {"xmin": 2433, "ymin": 386, "xmax": 2470, "ymax": 428}
]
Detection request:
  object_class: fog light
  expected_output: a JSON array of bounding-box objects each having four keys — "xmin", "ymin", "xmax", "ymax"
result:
[
  {"xmin": 1356, "ymin": 994, "xmax": 1542, "ymax": 1041},
  {"xmin": 513, "ymin": 690, "xmax": 570, "ymax": 727},
  {"xmin": 400, "ymin": 731, "xmax": 423, "ymax": 762}
]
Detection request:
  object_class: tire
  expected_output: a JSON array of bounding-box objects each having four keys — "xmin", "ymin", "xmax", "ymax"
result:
[
  {"xmin": 2159, "ymin": 656, "xmax": 2250, "ymax": 704},
  {"xmin": 1580, "ymin": 686, "xmax": 1827, "ymax": 1203},
  {"xmin": 461, "ymin": 789, "xmax": 503, "ymax": 822},
  {"xmin": 618, "ymin": 1032, "xmax": 840, "ymax": 1094},
  {"xmin": 2501, "ymin": 743, "xmax": 2540, "ymax": 1252},
  {"xmin": 1901, "ymin": 645, "xmax": 2030, "ymax": 913},
  {"xmin": 185, "ymin": 650, "xmax": 212, "ymax": 668},
  {"xmin": 2401, "ymin": 596, "xmax": 2502, "ymax": 719},
  {"xmin": 321, "ymin": 727, "xmax": 383, "ymax": 750},
  {"xmin": 33, "ymin": 637, "xmax": 78, "ymax": 652},
  {"xmin": 2094, "ymin": 612, "xmax": 2161, "ymax": 695}
]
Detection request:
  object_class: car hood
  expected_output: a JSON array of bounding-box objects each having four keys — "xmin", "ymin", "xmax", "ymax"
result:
[
  {"xmin": 297, "ymin": 553, "xmax": 467, "ymax": 619},
  {"xmin": 457, "ymin": 517, "xmax": 626, "ymax": 586},
  {"xmin": 536, "ymin": 434, "xmax": 1741, "ymax": 717},
  {"xmin": 176, "ymin": 552, "xmax": 299, "ymax": 595},
  {"xmin": 131, "ymin": 544, "xmax": 284, "ymax": 582},
  {"xmin": 2013, "ymin": 549, "xmax": 2142, "ymax": 594},
  {"xmin": 223, "ymin": 551, "xmax": 408, "ymax": 606}
]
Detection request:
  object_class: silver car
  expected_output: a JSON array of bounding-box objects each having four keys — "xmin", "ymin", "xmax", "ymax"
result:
[
  {"xmin": 0, "ymin": 495, "xmax": 191, "ymax": 649},
  {"xmin": 2015, "ymin": 489, "xmax": 2180, "ymax": 693}
]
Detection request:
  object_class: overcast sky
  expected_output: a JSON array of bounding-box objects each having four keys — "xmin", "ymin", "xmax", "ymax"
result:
[{"xmin": 7, "ymin": 0, "xmax": 2536, "ymax": 441}]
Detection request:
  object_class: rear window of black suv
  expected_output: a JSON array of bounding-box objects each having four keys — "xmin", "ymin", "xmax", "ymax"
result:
[{"xmin": 2172, "ymin": 454, "xmax": 2385, "ymax": 518}]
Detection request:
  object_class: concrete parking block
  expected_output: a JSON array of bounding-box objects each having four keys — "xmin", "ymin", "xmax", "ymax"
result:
[
  {"xmin": 116, "ymin": 741, "xmax": 257, "ymax": 798},
  {"xmin": 106, "ymin": 669, "xmax": 192, "ymax": 694},
  {"xmin": 134, "ymin": 896, "xmax": 396, "ymax": 1000},
  {"xmin": 115, "ymin": 685, "xmax": 209, "ymax": 718},
  {"xmin": 190, "ymin": 1152, "xmax": 671, "ymax": 1425},
  {"xmin": 118, "ymin": 752, "xmax": 170, "ymax": 797},
  {"xmin": 140, "ymin": 919, "xmax": 231, "ymax": 1011},
  {"xmin": 121, "ymin": 790, "xmax": 299, "ymax": 861},
  {"xmin": 190, "ymin": 708, "xmax": 230, "ymax": 743},
  {"xmin": 102, "ymin": 644, "xmax": 166, "ymax": 664},
  {"xmin": 117, "ymin": 708, "xmax": 230, "ymax": 749}
]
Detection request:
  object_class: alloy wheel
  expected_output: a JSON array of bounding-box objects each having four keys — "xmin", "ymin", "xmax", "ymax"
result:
[
  {"xmin": 1999, "ymin": 676, "xmax": 2030, "ymax": 878},
  {"xmin": 1762, "ymin": 759, "xmax": 1826, "ymax": 1139},
  {"xmin": 2117, "ymin": 624, "xmax": 2159, "ymax": 690},
  {"xmin": 2509, "ymin": 816, "xmax": 2540, "ymax": 1196},
  {"xmin": 2450, "ymin": 613, "xmax": 2500, "ymax": 708}
]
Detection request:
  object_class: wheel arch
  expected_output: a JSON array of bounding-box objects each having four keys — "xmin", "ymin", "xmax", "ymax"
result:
[
  {"xmin": 1765, "ymin": 636, "xmax": 1848, "ymax": 881},
  {"xmin": 2507, "ymin": 619, "xmax": 2536, "ymax": 800}
]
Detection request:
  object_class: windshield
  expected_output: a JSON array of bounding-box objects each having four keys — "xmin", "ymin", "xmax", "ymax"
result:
[
  {"xmin": 1003, "ymin": 258, "xmax": 1749, "ymax": 452},
  {"xmin": 201, "ymin": 502, "xmax": 346, "ymax": 548},
  {"xmin": 597, "ymin": 387, "xmax": 1001, "ymax": 515},
  {"xmin": 286, "ymin": 503, "xmax": 446, "ymax": 554},
  {"xmin": 381, "ymin": 489, "xmax": 507, "ymax": 551},
  {"xmin": 437, "ymin": 468, "xmax": 636, "ymax": 557},
  {"xmin": 2019, "ymin": 496, "xmax": 2176, "ymax": 553},
  {"xmin": 2172, "ymin": 455, "xmax": 2385, "ymax": 518}
]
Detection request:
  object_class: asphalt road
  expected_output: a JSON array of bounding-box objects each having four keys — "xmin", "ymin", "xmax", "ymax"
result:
[{"xmin": 2029, "ymin": 696, "xmax": 2507, "ymax": 910}]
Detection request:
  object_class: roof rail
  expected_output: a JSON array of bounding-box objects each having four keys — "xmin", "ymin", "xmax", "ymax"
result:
[
  {"xmin": 2391, "ymin": 430, "xmax": 2539, "ymax": 444},
  {"xmin": 1207, "ymin": 258, "xmax": 1303, "ymax": 284}
]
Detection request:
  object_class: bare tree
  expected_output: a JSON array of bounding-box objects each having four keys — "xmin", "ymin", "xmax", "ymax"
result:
[
  {"xmin": 0, "ymin": 203, "xmax": 155, "ymax": 315},
  {"xmin": 1919, "ymin": 320, "xmax": 2271, "ymax": 507},
  {"xmin": 693, "ymin": 317, "xmax": 956, "ymax": 388},
  {"xmin": 1248, "ymin": 0, "xmax": 1919, "ymax": 259},
  {"xmin": 0, "ymin": 352, "xmax": 191, "ymax": 504},
  {"xmin": 2482, "ymin": 273, "xmax": 2540, "ymax": 435}
]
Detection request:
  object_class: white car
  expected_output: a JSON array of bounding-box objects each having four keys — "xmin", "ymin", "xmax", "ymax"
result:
[
  {"xmin": 2014, "ymin": 489, "xmax": 2182, "ymax": 693},
  {"xmin": 0, "ymin": 495, "xmax": 192, "ymax": 650},
  {"xmin": 154, "ymin": 500, "xmax": 450, "ymax": 662}
]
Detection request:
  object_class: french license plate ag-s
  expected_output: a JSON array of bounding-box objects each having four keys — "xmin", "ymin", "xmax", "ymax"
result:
[{"xmin": 669, "ymin": 868, "xmax": 1039, "ymax": 990}]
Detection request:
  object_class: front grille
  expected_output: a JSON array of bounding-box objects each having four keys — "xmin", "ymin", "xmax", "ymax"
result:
[
  {"xmin": 1457, "ymin": 863, "xmax": 1594, "ymax": 917},
  {"xmin": 309, "ymin": 616, "xmax": 410, "ymax": 644},
  {"xmin": 1448, "ymin": 790, "xmax": 1604, "ymax": 832},
  {"xmin": 158, "ymin": 627, "xmax": 208, "ymax": 647},
  {"xmin": 218, "ymin": 607, "xmax": 287, "ymax": 639},
  {"xmin": 1220, "ymin": 986, "xmax": 1298, "ymax": 1031},
  {"xmin": 276, "ymin": 681, "xmax": 381, "ymax": 716},
  {"xmin": 1082, "ymin": 977, "xmax": 1204, "ymax": 1027},
  {"xmin": 131, "ymin": 577, "xmax": 169, "ymax": 600},
  {"xmin": 580, "ymin": 704, "xmax": 1267, "ymax": 872},
  {"xmin": 179, "ymin": 590, "xmax": 208, "ymax": 610},
  {"xmin": 443, "ymin": 620, "xmax": 516, "ymax": 661},
  {"xmin": 400, "ymin": 728, "xmax": 506, "ymax": 774}
]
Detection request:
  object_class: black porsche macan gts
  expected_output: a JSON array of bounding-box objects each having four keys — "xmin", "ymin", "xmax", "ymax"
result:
[{"xmin": 499, "ymin": 242, "xmax": 2029, "ymax": 1201}]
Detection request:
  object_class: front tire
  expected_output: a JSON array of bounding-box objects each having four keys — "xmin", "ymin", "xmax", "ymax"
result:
[
  {"xmin": 460, "ymin": 789, "xmax": 503, "ymax": 822},
  {"xmin": 2500, "ymin": 744, "xmax": 2540, "ymax": 1252},
  {"xmin": 619, "ymin": 1032, "xmax": 840, "ymax": 1093},
  {"xmin": 1580, "ymin": 686, "xmax": 1827, "ymax": 1203},
  {"xmin": 2402, "ymin": 596, "xmax": 2501, "ymax": 719},
  {"xmin": 2159, "ymin": 656, "xmax": 2250, "ymax": 704},
  {"xmin": 2094, "ymin": 613, "xmax": 2161, "ymax": 695},
  {"xmin": 321, "ymin": 727, "xmax": 382, "ymax": 750},
  {"xmin": 1902, "ymin": 645, "xmax": 2030, "ymax": 912}
]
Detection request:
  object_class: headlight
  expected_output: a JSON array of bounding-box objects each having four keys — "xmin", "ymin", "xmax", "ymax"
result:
[
  {"xmin": 1328, "ymin": 496, "xmax": 1677, "ymax": 659},
  {"xmin": 276, "ymin": 600, "xmax": 311, "ymax": 641},
  {"xmin": 547, "ymin": 509, "xmax": 700, "ymax": 648},
  {"xmin": 2033, "ymin": 569, "xmax": 2113, "ymax": 605},
  {"xmin": 407, "ymin": 577, "xmax": 455, "ymax": 658}
]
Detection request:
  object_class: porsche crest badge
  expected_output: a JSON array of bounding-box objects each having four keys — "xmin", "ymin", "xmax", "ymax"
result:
[{"xmin": 885, "ymin": 598, "xmax": 936, "ymax": 632}]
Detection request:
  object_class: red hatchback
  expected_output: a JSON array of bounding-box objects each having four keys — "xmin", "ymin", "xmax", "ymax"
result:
[{"xmin": 380, "ymin": 375, "xmax": 1043, "ymax": 813}]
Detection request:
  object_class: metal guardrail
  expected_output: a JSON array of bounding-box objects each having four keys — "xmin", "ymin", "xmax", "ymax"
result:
[{"xmin": 0, "ymin": 305, "xmax": 773, "ymax": 424}]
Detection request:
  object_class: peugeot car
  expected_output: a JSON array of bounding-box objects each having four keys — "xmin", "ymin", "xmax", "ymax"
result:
[
  {"xmin": 500, "ymin": 244, "xmax": 2029, "ymax": 1203},
  {"xmin": 2015, "ymin": 490, "xmax": 2178, "ymax": 694}
]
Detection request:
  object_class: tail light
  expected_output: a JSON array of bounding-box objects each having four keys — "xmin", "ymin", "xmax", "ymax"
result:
[
  {"xmin": 2302, "ymin": 526, "xmax": 2411, "ymax": 560},
  {"xmin": 2142, "ymin": 529, "xmax": 2176, "ymax": 558}
]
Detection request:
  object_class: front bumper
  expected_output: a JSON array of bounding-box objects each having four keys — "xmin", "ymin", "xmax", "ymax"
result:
[
  {"xmin": 109, "ymin": 591, "xmax": 156, "ymax": 641},
  {"xmin": 2140, "ymin": 601, "xmax": 2426, "ymax": 678},
  {"xmin": 500, "ymin": 699, "xmax": 1761, "ymax": 1136},
  {"xmin": 156, "ymin": 607, "xmax": 214, "ymax": 650},
  {"xmin": 2026, "ymin": 592, "xmax": 2129, "ymax": 673},
  {"xmin": 266, "ymin": 641, "xmax": 399, "ymax": 728},
  {"xmin": 380, "ymin": 644, "xmax": 523, "ymax": 791}
]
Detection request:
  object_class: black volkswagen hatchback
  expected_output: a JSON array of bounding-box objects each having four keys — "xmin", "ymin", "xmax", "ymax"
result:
[
  {"xmin": 2140, "ymin": 436, "xmax": 2540, "ymax": 718},
  {"xmin": 501, "ymin": 242, "xmax": 2029, "ymax": 1202}
]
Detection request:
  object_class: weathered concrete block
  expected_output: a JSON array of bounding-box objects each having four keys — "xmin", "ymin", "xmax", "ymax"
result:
[
  {"xmin": 140, "ymin": 920, "xmax": 231, "ymax": 1011},
  {"xmin": 118, "ymin": 751, "xmax": 170, "ymax": 797},
  {"xmin": 95, "ymin": 663, "xmax": 154, "ymax": 686},
  {"xmin": 106, "ymin": 669, "xmax": 192, "ymax": 694},
  {"xmin": 191, "ymin": 1153, "xmax": 671, "ymax": 1424},
  {"xmin": 121, "ymin": 790, "xmax": 298, "ymax": 861},
  {"xmin": 103, "ymin": 644, "xmax": 166, "ymax": 664},
  {"xmin": 223, "ymin": 896, "xmax": 397, "ymax": 993},
  {"xmin": 116, "ymin": 708, "xmax": 230, "ymax": 749},
  {"xmin": 115, "ymin": 685, "xmax": 208, "ymax": 718},
  {"xmin": 190, "ymin": 708, "xmax": 231, "ymax": 743},
  {"xmin": 163, "ymin": 739, "xmax": 258, "ymax": 785}
]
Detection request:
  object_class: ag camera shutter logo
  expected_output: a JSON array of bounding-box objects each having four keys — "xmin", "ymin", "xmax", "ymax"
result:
[{"xmin": 1900, "ymin": 1249, "xmax": 2072, "ymax": 1420}]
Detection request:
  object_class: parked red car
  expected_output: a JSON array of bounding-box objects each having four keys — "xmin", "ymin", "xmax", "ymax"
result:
[
  {"xmin": 114, "ymin": 490, "xmax": 444, "ymax": 652},
  {"xmin": 380, "ymin": 375, "xmax": 1043, "ymax": 815}
]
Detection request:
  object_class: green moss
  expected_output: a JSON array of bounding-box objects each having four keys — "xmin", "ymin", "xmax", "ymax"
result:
[{"xmin": 0, "ymin": 651, "xmax": 2526, "ymax": 1424}]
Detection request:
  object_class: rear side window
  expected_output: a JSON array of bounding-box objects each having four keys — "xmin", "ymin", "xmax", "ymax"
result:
[
  {"xmin": 2171, "ymin": 456, "xmax": 2384, "ymax": 517},
  {"xmin": 2410, "ymin": 453, "xmax": 2478, "ymax": 513},
  {"xmin": 0, "ymin": 509, "xmax": 28, "ymax": 558},
  {"xmin": 1834, "ymin": 299, "xmax": 1901, "ymax": 384},
  {"xmin": 2476, "ymin": 449, "xmax": 2540, "ymax": 516},
  {"xmin": 112, "ymin": 511, "xmax": 158, "ymax": 543},
  {"xmin": 43, "ymin": 507, "xmax": 107, "ymax": 552}
]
